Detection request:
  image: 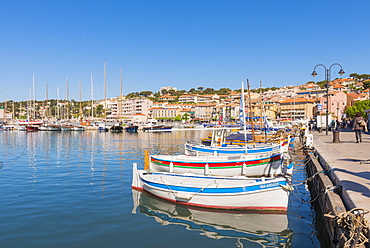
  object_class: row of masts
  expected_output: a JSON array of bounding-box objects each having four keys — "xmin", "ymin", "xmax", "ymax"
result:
[{"xmin": 24, "ymin": 62, "xmax": 124, "ymax": 122}]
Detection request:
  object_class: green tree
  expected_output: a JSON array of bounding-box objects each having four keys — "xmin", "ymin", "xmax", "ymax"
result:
[
  {"xmin": 182, "ymin": 113, "xmax": 190, "ymax": 122},
  {"xmin": 203, "ymin": 88, "xmax": 215, "ymax": 94},
  {"xmin": 363, "ymin": 80, "xmax": 370, "ymax": 89},
  {"xmin": 126, "ymin": 92, "xmax": 140, "ymax": 98},
  {"xmin": 96, "ymin": 104, "xmax": 104, "ymax": 116},
  {"xmin": 345, "ymin": 100, "xmax": 370, "ymax": 118},
  {"xmin": 140, "ymin": 91, "xmax": 153, "ymax": 97}
]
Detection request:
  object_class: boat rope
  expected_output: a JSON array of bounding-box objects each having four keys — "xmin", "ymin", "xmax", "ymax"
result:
[
  {"xmin": 159, "ymin": 176, "xmax": 216, "ymax": 201},
  {"xmin": 187, "ymin": 182, "xmax": 217, "ymax": 201},
  {"xmin": 288, "ymin": 169, "xmax": 329, "ymax": 204},
  {"xmin": 325, "ymin": 208, "xmax": 369, "ymax": 247}
]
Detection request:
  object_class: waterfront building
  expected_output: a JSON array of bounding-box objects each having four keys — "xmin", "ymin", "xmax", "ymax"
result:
[
  {"xmin": 318, "ymin": 91, "xmax": 347, "ymax": 120},
  {"xmin": 107, "ymin": 97, "xmax": 153, "ymax": 120},
  {"xmin": 193, "ymin": 103, "xmax": 217, "ymax": 122},
  {"xmin": 148, "ymin": 107, "xmax": 180, "ymax": 120},
  {"xmin": 279, "ymin": 98, "xmax": 315, "ymax": 120}
]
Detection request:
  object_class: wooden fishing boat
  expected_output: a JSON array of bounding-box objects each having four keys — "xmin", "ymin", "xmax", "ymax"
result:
[
  {"xmin": 132, "ymin": 163, "xmax": 292, "ymax": 211},
  {"xmin": 149, "ymin": 153, "xmax": 284, "ymax": 177},
  {"xmin": 184, "ymin": 141, "xmax": 281, "ymax": 156}
]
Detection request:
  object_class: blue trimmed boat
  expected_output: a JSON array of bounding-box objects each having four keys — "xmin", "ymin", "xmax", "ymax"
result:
[
  {"xmin": 150, "ymin": 152, "xmax": 286, "ymax": 177},
  {"xmin": 125, "ymin": 124, "xmax": 139, "ymax": 133},
  {"xmin": 132, "ymin": 163, "xmax": 292, "ymax": 211},
  {"xmin": 185, "ymin": 141, "xmax": 282, "ymax": 156}
]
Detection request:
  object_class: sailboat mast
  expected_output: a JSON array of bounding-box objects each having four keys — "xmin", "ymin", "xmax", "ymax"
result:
[
  {"xmin": 247, "ymin": 80, "xmax": 255, "ymax": 143},
  {"xmin": 57, "ymin": 86, "xmax": 60, "ymax": 120},
  {"xmin": 91, "ymin": 73, "xmax": 94, "ymax": 120},
  {"xmin": 119, "ymin": 67, "xmax": 123, "ymax": 122},
  {"xmin": 259, "ymin": 81, "xmax": 263, "ymax": 130},
  {"xmin": 46, "ymin": 81, "xmax": 49, "ymax": 119},
  {"xmin": 66, "ymin": 77, "xmax": 69, "ymax": 120},
  {"xmin": 32, "ymin": 74, "xmax": 36, "ymax": 119},
  {"xmin": 79, "ymin": 80, "xmax": 82, "ymax": 120},
  {"xmin": 103, "ymin": 62, "xmax": 107, "ymax": 121},
  {"xmin": 240, "ymin": 81, "xmax": 247, "ymax": 153}
]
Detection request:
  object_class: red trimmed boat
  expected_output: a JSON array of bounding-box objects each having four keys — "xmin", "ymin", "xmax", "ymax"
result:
[{"xmin": 149, "ymin": 153, "xmax": 284, "ymax": 177}]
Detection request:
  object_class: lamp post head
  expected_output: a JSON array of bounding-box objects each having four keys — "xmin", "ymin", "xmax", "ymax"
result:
[
  {"xmin": 339, "ymin": 69, "xmax": 345, "ymax": 76},
  {"xmin": 311, "ymin": 71, "xmax": 318, "ymax": 77}
]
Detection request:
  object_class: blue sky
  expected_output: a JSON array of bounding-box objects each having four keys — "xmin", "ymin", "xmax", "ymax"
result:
[{"xmin": 1, "ymin": 0, "xmax": 370, "ymax": 101}]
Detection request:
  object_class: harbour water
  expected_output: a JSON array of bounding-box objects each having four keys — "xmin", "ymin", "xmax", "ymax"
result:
[{"xmin": 0, "ymin": 131, "xmax": 320, "ymax": 247}]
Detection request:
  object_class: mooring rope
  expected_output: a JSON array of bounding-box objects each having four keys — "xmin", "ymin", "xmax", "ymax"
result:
[{"xmin": 325, "ymin": 208, "xmax": 369, "ymax": 247}]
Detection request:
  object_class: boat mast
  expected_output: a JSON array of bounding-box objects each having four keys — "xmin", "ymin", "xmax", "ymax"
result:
[
  {"xmin": 90, "ymin": 72, "xmax": 94, "ymax": 120},
  {"xmin": 32, "ymin": 74, "xmax": 36, "ymax": 120},
  {"xmin": 79, "ymin": 80, "xmax": 82, "ymax": 121},
  {"xmin": 12, "ymin": 99, "xmax": 14, "ymax": 122},
  {"xmin": 240, "ymin": 81, "xmax": 247, "ymax": 153},
  {"xmin": 103, "ymin": 62, "xmax": 107, "ymax": 121},
  {"xmin": 66, "ymin": 77, "xmax": 69, "ymax": 121},
  {"xmin": 260, "ymin": 81, "xmax": 267, "ymax": 142},
  {"xmin": 46, "ymin": 81, "xmax": 49, "ymax": 119},
  {"xmin": 247, "ymin": 80, "xmax": 255, "ymax": 143},
  {"xmin": 57, "ymin": 86, "xmax": 60, "ymax": 120},
  {"xmin": 119, "ymin": 67, "xmax": 123, "ymax": 122},
  {"xmin": 27, "ymin": 88, "xmax": 31, "ymax": 121},
  {"xmin": 259, "ymin": 81, "xmax": 263, "ymax": 130}
]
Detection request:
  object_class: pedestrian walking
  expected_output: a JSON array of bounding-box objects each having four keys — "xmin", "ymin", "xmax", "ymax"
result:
[{"xmin": 353, "ymin": 112, "xmax": 366, "ymax": 143}]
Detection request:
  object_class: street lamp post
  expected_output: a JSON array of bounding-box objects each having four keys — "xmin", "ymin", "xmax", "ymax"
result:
[{"xmin": 311, "ymin": 63, "xmax": 345, "ymax": 135}]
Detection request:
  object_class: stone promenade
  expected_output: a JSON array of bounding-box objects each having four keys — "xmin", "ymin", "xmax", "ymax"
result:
[{"xmin": 312, "ymin": 129, "xmax": 370, "ymax": 221}]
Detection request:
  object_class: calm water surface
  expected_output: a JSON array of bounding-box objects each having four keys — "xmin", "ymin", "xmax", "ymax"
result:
[{"xmin": 0, "ymin": 131, "xmax": 320, "ymax": 247}]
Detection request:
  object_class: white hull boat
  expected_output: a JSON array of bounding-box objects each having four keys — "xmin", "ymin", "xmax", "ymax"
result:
[
  {"xmin": 150, "ymin": 153, "xmax": 286, "ymax": 177},
  {"xmin": 184, "ymin": 141, "xmax": 282, "ymax": 156},
  {"xmin": 132, "ymin": 163, "xmax": 292, "ymax": 211},
  {"xmin": 72, "ymin": 126, "xmax": 85, "ymax": 131}
]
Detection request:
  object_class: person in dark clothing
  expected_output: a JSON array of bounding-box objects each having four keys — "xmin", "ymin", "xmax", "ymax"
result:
[{"xmin": 353, "ymin": 112, "xmax": 365, "ymax": 143}]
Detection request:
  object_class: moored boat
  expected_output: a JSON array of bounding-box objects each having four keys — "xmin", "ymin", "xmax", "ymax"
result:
[
  {"xmin": 125, "ymin": 124, "xmax": 139, "ymax": 133},
  {"xmin": 38, "ymin": 126, "xmax": 48, "ymax": 131},
  {"xmin": 149, "ymin": 153, "xmax": 284, "ymax": 177},
  {"xmin": 17, "ymin": 126, "xmax": 26, "ymax": 131},
  {"xmin": 72, "ymin": 126, "xmax": 85, "ymax": 131},
  {"xmin": 26, "ymin": 125, "xmax": 39, "ymax": 132},
  {"xmin": 47, "ymin": 125, "xmax": 61, "ymax": 131},
  {"xmin": 97, "ymin": 126, "xmax": 108, "ymax": 132},
  {"xmin": 110, "ymin": 125, "xmax": 123, "ymax": 132},
  {"xmin": 132, "ymin": 163, "xmax": 292, "ymax": 211},
  {"xmin": 60, "ymin": 125, "xmax": 73, "ymax": 131},
  {"xmin": 184, "ymin": 141, "xmax": 281, "ymax": 156}
]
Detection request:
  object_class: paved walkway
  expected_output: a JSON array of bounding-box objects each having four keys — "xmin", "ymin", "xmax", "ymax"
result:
[{"xmin": 312, "ymin": 129, "xmax": 370, "ymax": 221}]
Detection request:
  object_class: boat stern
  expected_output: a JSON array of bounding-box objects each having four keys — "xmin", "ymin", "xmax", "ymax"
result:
[{"xmin": 132, "ymin": 163, "xmax": 143, "ymax": 191}]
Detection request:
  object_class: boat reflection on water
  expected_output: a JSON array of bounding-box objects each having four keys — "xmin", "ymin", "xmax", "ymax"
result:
[{"xmin": 132, "ymin": 190, "xmax": 292, "ymax": 247}]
